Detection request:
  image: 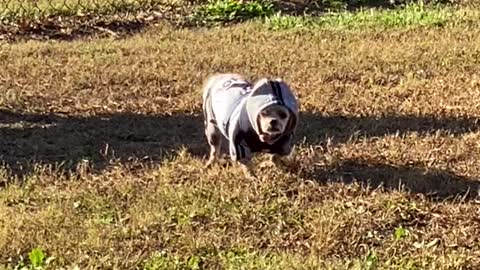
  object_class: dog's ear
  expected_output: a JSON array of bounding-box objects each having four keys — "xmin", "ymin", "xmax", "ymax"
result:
[
  {"xmin": 250, "ymin": 78, "xmax": 274, "ymax": 96},
  {"xmin": 251, "ymin": 78, "xmax": 293, "ymax": 98},
  {"xmin": 285, "ymin": 110, "xmax": 297, "ymax": 133}
]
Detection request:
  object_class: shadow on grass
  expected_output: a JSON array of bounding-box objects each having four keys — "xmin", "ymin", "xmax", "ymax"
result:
[
  {"xmin": 273, "ymin": 0, "xmax": 393, "ymax": 16},
  {"xmin": 303, "ymin": 159, "xmax": 480, "ymax": 200},
  {"xmin": 0, "ymin": 109, "xmax": 206, "ymax": 176},
  {"xmin": 1, "ymin": 109, "xmax": 479, "ymax": 200},
  {"xmin": 296, "ymin": 112, "xmax": 480, "ymax": 200},
  {"xmin": 1, "ymin": 0, "xmax": 456, "ymax": 41},
  {"xmin": 298, "ymin": 112, "xmax": 480, "ymax": 144},
  {"xmin": 273, "ymin": 0, "xmax": 455, "ymax": 15},
  {"xmin": 0, "ymin": 18, "xmax": 156, "ymax": 42}
]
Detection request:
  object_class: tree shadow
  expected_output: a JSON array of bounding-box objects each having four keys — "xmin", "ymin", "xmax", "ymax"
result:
[
  {"xmin": 272, "ymin": 0, "xmax": 392, "ymax": 16},
  {"xmin": 296, "ymin": 111, "xmax": 480, "ymax": 200},
  {"xmin": 272, "ymin": 0, "xmax": 454, "ymax": 16},
  {"xmin": 298, "ymin": 112, "xmax": 480, "ymax": 145},
  {"xmin": 1, "ymin": 0, "xmax": 456, "ymax": 42},
  {"xmin": 1, "ymin": 109, "xmax": 479, "ymax": 201},
  {"xmin": 1, "ymin": 18, "xmax": 154, "ymax": 42},
  {"xmin": 303, "ymin": 158, "xmax": 480, "ymax": 200},
  {"xmin": 0, "ymin": 109, "xmax": 206, "ymax": 177}
]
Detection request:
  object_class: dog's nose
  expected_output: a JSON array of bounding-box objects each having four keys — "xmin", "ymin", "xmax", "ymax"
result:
[{"xmin": 270, "ymin": 119, "xmax": 278, "ymax": 127}]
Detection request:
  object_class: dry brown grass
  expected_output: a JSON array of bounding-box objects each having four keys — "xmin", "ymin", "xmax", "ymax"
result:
[{"xmin": 1, "ymin": 21, "xmax": 480, "ymax": 269}]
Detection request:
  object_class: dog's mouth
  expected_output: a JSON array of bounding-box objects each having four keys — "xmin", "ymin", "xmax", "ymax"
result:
[
  {"xmin": 258, "ymin": 124, "xmax": 283, "ymax": 143},
  {"xmin": 259, "ymin": 132, "xmax": 281, "ymax": 143},
  {"xmin": 266, "ymin": 126, "xmax": 280, "ymax": 132}
]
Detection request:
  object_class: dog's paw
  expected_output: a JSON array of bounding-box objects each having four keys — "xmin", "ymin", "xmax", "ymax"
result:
[
  {"xmin": 259, "ymin": 159, "xmax": 276, "ymax": 169},
  {"xmin": 238, "ymin": 160, "xmax": 258, "ymax": 180},
  {"xmin": 268, "ymin": 154, "xmax": 299, "ymax": 174},
  {"xmin": 243, "ymin": 170, "xmax": 258, "ymax": 180},
  {"xmin": 272, "ymin": 155, "xmax": 289, "ymax": 167},
  {"xmin": 204, "ymin": 157, "xmax": 217, "ymax": 169}
]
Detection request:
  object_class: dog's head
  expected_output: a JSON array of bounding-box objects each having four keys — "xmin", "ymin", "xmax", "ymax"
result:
[
  {"xmin": 246, "ymin": 78, "xmax": 299, "ymax": 144},
  {"xmin": 257, "ymin": 104, "xmax": 292, "ymax": 143}
]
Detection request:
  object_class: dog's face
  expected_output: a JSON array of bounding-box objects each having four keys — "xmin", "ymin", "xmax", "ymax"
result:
[{"xmin": 257, "ymin": 104, "xmax": 291, "ymax": 143}]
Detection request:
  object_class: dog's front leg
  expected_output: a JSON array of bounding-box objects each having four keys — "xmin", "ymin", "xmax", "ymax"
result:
[
  {"xmin": 270, "ymin": 154, "xmax": 287, "ymax": 167},
  {"xmin": 270, "ymin": 145, "xmax": 297, "ymax": 168},
  {"xmin": 238, "ymin": 159, "xmax": 257, "ymax": 180}
]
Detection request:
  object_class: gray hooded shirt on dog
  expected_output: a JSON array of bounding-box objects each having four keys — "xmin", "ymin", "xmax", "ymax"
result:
[{"xmin": 203, "ymin": 74, "xmax": 299, "ymax": 161}]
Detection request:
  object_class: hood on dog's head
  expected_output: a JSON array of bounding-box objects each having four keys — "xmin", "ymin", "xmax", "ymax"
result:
[{"xmin": 245, "ymin": 78, "xmax": 299, "ymax": 139}]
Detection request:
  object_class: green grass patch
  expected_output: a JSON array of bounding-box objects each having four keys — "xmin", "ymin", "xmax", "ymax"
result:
[
  {"xmin": 143, "ymin": 249, "xmax": 464, "ymax": 270},
  {"xmin": 144, "ymin": 249, "xmax": 355, "ymax": 270},
  {"xmin": 265, "ymin": 3, "xmax": 479, "ymax": 30},
  {"xmin": 1, "ymin": 0, "xmax": 478, "ymax": 34},
  {"xmin": 3, "ymin": 247, "xmax": 55, "ymax": 270},
  {"xmin": 194, "ymin": 0, "xmax": 274, "ymax": 23}
]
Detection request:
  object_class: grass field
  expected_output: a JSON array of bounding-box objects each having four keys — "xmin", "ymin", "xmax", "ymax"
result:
[{"xmin": 1, "ymin": 1, "xmax": 480, "ymax": 269}]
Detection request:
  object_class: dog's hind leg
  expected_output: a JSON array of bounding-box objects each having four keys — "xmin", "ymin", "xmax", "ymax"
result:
[
  {"xmin": 205, "ymin": 121, "xmax": 222, "ymax": 168},
  {"xmin": 203, "ymin": 82, "xmax": 223, "ymax": 169}
]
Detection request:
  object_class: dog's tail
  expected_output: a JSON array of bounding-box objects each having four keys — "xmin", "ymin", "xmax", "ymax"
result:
[
  {"xmin": 202, "ymin": 73, "xmax": 245, "ymax": 100},
  {"xmin": 202, "ymin": 75, "xmax": 217, "ymax": 102}
]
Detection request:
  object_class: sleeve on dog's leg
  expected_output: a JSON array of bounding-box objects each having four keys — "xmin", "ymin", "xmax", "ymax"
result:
[
  {"xmin": 238, "ymin": 158, "xmax": 257, "ymax": 180},
  {"xmin": 277, "ymin": 134, "xmax": 294, "ymax": 156},
  {"xmin": 228, "ymin": 132, "xmax": 252, "ymax": 162},
  {"xmin": 229, "ymin": 141, "xmax": 239, "ymax": 161},
  {"xmin": 229, "ymin": 140, "xmax": 251, "ymax": 161}
]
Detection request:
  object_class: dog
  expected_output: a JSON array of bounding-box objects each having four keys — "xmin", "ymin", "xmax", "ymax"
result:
[{"xmin": 202, "ymin": 73, "xmax": 299, "ymax": 179}]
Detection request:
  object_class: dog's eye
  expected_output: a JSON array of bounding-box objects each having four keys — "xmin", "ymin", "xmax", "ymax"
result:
[{"xmin": 278, "ymin": 112, "xmax": 288, "ymax": 119}]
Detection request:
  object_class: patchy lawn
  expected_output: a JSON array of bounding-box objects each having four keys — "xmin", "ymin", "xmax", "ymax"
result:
[{"xmin": 1, "ymin": 6, "xmax": 480, "ymax": 269}]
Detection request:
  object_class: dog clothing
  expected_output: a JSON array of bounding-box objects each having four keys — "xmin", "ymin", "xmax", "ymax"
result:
[{"xmin": 203, "ymin": 74, "xmax": 299, "ymax": 161}]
